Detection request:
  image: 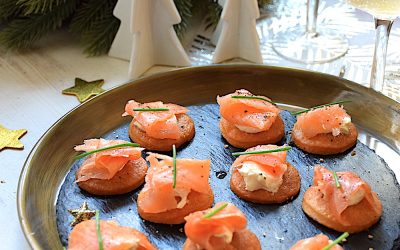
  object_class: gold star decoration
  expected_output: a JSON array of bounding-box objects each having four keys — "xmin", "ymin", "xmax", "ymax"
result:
[
  {"xmin": 68, "ymin": 202, "xmax": 96, "ymax": 227},
  {"xmin": 62, "ymin": 78, "xmax": 105, "ymax": 103},
  {"xmin": 0, "ymin": 125, "xmax": 27, "ymax": 151}
]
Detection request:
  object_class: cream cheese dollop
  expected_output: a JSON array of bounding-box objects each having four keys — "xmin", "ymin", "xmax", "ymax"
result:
[
  {"xmin": 174, "ymin": 188, "xmax": 190, "ymax": 209},
  {"xmin": 332, "ymin": 116, "xmax": 352, "ymax": 136},
  {"xmin": 237, "ymin": 161, "xmax": 286, "ymax": 192},
  {"xmin": 234, "ymin": 124, "xmax": 264, "ymax": 134}
]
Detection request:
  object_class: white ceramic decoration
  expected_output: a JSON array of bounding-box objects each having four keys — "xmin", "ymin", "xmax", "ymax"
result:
[
  {"xmin": 212, "ymin": 0, "xmax": 263, "ymax": 64},
  {"xmin": 109, "ymin": 0, "xmax": 133, "ymax": 61},
  {"xmin": 129, "ymin": 0, "xmax": 191, "ymax": 79}
]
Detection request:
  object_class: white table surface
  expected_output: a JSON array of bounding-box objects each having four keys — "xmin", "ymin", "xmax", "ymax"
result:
[{"xmin": 1, "ymin": 7, "xmax": 399, "ymax": 249}]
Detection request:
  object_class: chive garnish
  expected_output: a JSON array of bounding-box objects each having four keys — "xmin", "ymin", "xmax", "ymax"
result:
[
  {"xmin": 322, "ymin": 232, "xmax": 349, "ymax": 250},
  {"xmin": 291, "ymin": 100, "xmax": 351, "ymax": 116},
  {"xmin": 203, "ymin": 203, "xmax": 228, "ymax": 219},
  {"xmin": 172, "ymin": 144, "xmax": 177, "ymax": 189},
  {"xmin": 133, "ymin": 108, "xmax": 169, "ymax": 112},
  {"xmin": 231, "ymin": 95, "xmax": 276, "ymax": 105},
  {"xmin": 95, "ymin": 210, "xmax": 104, "ymax": 250},
  {"xmin": 232, "ymin": 146, "xmax": 291, "ymax": 157},
  {"xmin": 75, "ymin": 142, "xmax": 140, "ymax": 160},
  {"xmin": 332, "ymin": 171, "xmax": 341, "ymax": 189}
]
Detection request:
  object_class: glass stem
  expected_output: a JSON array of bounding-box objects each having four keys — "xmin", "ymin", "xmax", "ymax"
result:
[
  {"xmin": 370, "ymin": 18, "xmax": 393, "ymax": 92},
  {"xmin": 306, "ymin": 0, "xmax": 319, "ymax": 37}
]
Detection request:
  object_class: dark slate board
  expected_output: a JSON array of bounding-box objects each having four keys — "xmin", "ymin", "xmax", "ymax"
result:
[{"xmin": 56, "ymin": 104, "xmax": 400, "ymax": 250}]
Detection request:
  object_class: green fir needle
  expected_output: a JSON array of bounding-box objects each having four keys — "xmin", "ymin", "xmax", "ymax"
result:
[
  {"xmin": 133, "ymin": 108, "xmax": 169, "ymax": 112},
  {"xmin": 172, "ymin": 144, "xmax": 177, "ymax": 189},
  {"xmin": 75, "ymin": 142, "xmax": 140, "ymax": 160},
  {"xmin": 203, "ymin": 203, "xmax": 228, "ymax": 219},
  {"xmin": 231, "ymin": 95, "xmax": 276, "ymax": 105},
  {"xmin": 232, "ymin": 146, "xmax": 291, "ymax": 157},
  {"xmin": 95, "ymin": 210, "xmax": 104, "ymax": 250},
  {"xmin": 332, "ymin": 171, "xmax": 341, "ymax": 189},
  {"xmin": 322, "ymin": 232, "xmax": 349, "ymax": 250},
  {"xmin": 291, "ymin": 100, "xmax": 351, "ymax": 116}
]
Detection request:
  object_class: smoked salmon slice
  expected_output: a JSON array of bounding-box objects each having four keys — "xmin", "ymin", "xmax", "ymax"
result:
[
  {"xmin": 68, "ymin": 220, "xmax": 156, "ymax": 250},
  {"xmin": 74, "ymin": 139, "xmax": 143, "ymax": 182},
  {"xmin": 295, "ymin": 104, "xmax": 351, "ymax": 138},
  {"xmin": 289, "ymin": 234, "xmax": 344, "ymax": 250},
  {"xmin": 313, "ymin": 165, "xmax": 379, "ymax": 219},
  {"xmin": 184, "ymin": 202, "xmax": 247, "ymax": 250},
  {"xmin": 217, "ymin": 89, "xmax": 279, "ymax": 133},
  {"xmin": 123, "ymin": 100, "xmax": 188, "ymax": 140},
  {"xmin": 138, "ymin": 153, "xmax": 211, "ymax": 213},
  {"xmin": 231, "ymin": 145, "xmax": 288, "ymax": 178}
]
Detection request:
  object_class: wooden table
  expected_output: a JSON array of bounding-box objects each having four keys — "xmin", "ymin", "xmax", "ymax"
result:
[{"xmin": 1, "ymin": 14, "xmax": 399, "ymax": 249}]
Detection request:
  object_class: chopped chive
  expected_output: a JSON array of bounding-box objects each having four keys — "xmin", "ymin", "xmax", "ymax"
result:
[
  {"xmin": 291, "ymin": 100, "xmax": 351, "ymax": 116},
  {"xmin": 62, "ymin": 247, "xmax": 66, "ymax": 250},
  {"xmin": 332, "ymin": 171, "xmax": 341, "ymax": 189},
  {"xmin": 95, "ymin": 210, "xmax": 104, "ymax": 250},
  {"xmin": 75, "ymin": 143, "xmax": 140, "ymax": 160},
  {"xmin": 231, "ymin": 95, "xmax": 276, "ymax": 105},
  {"xmin": 203, "ymin": 203, "xmax": 228, "ymax": 219},
  {"xmin": 133, "ymin": 108, "xmax": 169, "ymax": 112},
  {"xmin": 322, "ymin": 232, "xmax": 349, "ymax": 250},
  {"xmin": 232, "ymin": 146, "xmax": 291, "ymax": 157},
  {"xmin": 172, "ymin": 144, "xmax": 177, "ymax": 189}
]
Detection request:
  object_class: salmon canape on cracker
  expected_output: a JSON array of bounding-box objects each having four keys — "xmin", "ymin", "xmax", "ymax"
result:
[
  {"xmin": 123, "ymin": 100, "xmax": 195, "ymax": 151},
  {"xmin": 183, "ymin": 202, "xmax": 261, "ymax": 250},
  {"xmin": 217, "ymin": 89, "xmax": 284, "ymax": 149},
  {"xmin": 302, "ymin": 165, "xmax": 382, "ymax": 233},
  {"xmin": 68, "ymin": 218, "xmax": 156, "ymax": 250},
  {"xmin": 137, "ymin": 148, "xmax": 213, "ymax": 224},
  {"xmin": 74, "ymin": 138, "xmax": 146, "ymax": 195},
  {"xmin": 292, "ymin": 102, "xmax": 358, "ymax": 155},
  {"xmin": 290, "ymin": 233, "xmax": 348, "ymax": 250},
  {"xmin": 230, "ymin": 145, "xmax": 300, "ymax": 204}
]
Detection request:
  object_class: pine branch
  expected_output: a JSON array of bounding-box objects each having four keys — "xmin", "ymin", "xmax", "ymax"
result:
[
  {"xmin": 70, "ymin": 0, "xmax": 116, "ymax": 34},
  {"xmin": 174, "ymin": 0, "xmax": 193, "ymax": 39},
  {"xmin": 0, "ymin": 0, "xmax": 78, "ymax": 50},
  {"xmin": 0, "ymin": 0, "xmax": 22, "ymax": 21},
  {"xmin": 17, "ymin": 0, "xmax": 67, "ymax": 14},
  {"xmin": 80, "ymin": 15, "xmax": 119, "ymax": 56}
]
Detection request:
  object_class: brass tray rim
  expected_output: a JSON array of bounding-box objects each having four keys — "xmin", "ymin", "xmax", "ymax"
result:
[{"xmin": 17, "ymin": 64, "xmax": 400, "ymax": 249}]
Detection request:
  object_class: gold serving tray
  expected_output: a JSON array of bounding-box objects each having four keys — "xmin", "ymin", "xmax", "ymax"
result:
[{"xmin": 17, "ymin": 65, "xmax": 400, "ymax": 249}]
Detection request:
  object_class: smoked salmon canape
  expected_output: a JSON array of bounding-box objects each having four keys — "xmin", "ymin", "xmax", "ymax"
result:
[
  {"xmin": 74, "ymin": 138, "xmax": 147, "ymax": 195},
  {"xmin": 302, "ymin": 165, "xmax": 382, "ymax": 233},
  {"xmin": 292, "ymin": 102, "xmax": 358, "ymax": 155},
  {"xmin": 68, "ymin": 219, "xmax": 157, "ymax": 250},
  {"xmin": 230, "ymin": 145, "xmax": 301, "ymax": 204},
  {"xmin": 137, "ymin": 150, "xmax": 214, "ymax": 224},
  {"xmin": 217, "ymin": 89, "xmax": 285, "ymax": 149},
  {"xmin": 183, "ymin": 202, "xmax": 261, "ymax": 250},
  {"xmin": 290, "ymin": 233, "xmax": 348, "ymax": 250},
  {"xmin": 123, "ymin": 100, "xmax": 195, "ymax": 151}
]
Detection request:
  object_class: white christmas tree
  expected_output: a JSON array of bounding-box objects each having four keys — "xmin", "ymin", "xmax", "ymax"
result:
[
  {"xmin": 212, "ymin": 0, "xmax": 263, "ymax": 64},
  {"xmin": 129, "ymin": 0, "xmax": 191, "ymax": 79},
  {"xmin": 108, "ymin": 0, "xmax": 132, "ymax": 60}
]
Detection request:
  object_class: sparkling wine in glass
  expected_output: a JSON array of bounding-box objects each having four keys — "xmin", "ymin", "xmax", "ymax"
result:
[
  {"xmin": 347, "ymin": 0, "xmax": 400, "ymax": 92},
  {"xmin": 272, "ymin": 0, "xmax": 348, "ymax": 64}
]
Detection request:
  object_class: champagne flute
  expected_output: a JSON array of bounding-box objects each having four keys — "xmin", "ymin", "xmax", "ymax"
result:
[
  {"xmin": 272, "ymin": 0, "xmax": 348, "ymax": 64},
  {"xmin": 346, "ymin": 0, "xmax": 400, "ymax": 92}
]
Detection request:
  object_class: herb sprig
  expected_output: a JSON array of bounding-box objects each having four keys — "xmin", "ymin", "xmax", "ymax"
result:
[
  {"xmin": 322, "ymin": 232, "xmax": 349, "ymax": 250},
  {"xmin": 75, "ymin": 142, "xmax": 140, "ymax": 160},
  {"xmin": 133, "ymin": 108, "xmax": 170, "ymax": 112},
  {"xmin": 332, "ymin": 171, "xmax": 341, "ymax": 189},
  {"xmin": 232, "ymin": 146, "xmax": 291, "ymax": 157},
  {"xmin": 203, "ymin": 203, "xmax": 228, "ymax": 219},
  {"xmin": 95, "ymin": 210, "xmax": 104, "ymax": 250},
  {"xmin": 172, "ymin": 145, "xmax": 177, "ymax": 189},
  {"xmin": 291, "ymin": 100, "xmax": 351, "ymax": 116},
  {"xmin": 231, "ymin": 95, "xmax": 276, "ymax": 105}
]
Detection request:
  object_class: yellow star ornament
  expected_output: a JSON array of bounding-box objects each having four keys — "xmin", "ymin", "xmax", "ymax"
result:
[
  {"xmin": 62, "ymin": 78, "xmax": 105, "ymax": 103},
  {"xmin": 0, "ymin": 125, "xmax": 27, "ymax": 151}
]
